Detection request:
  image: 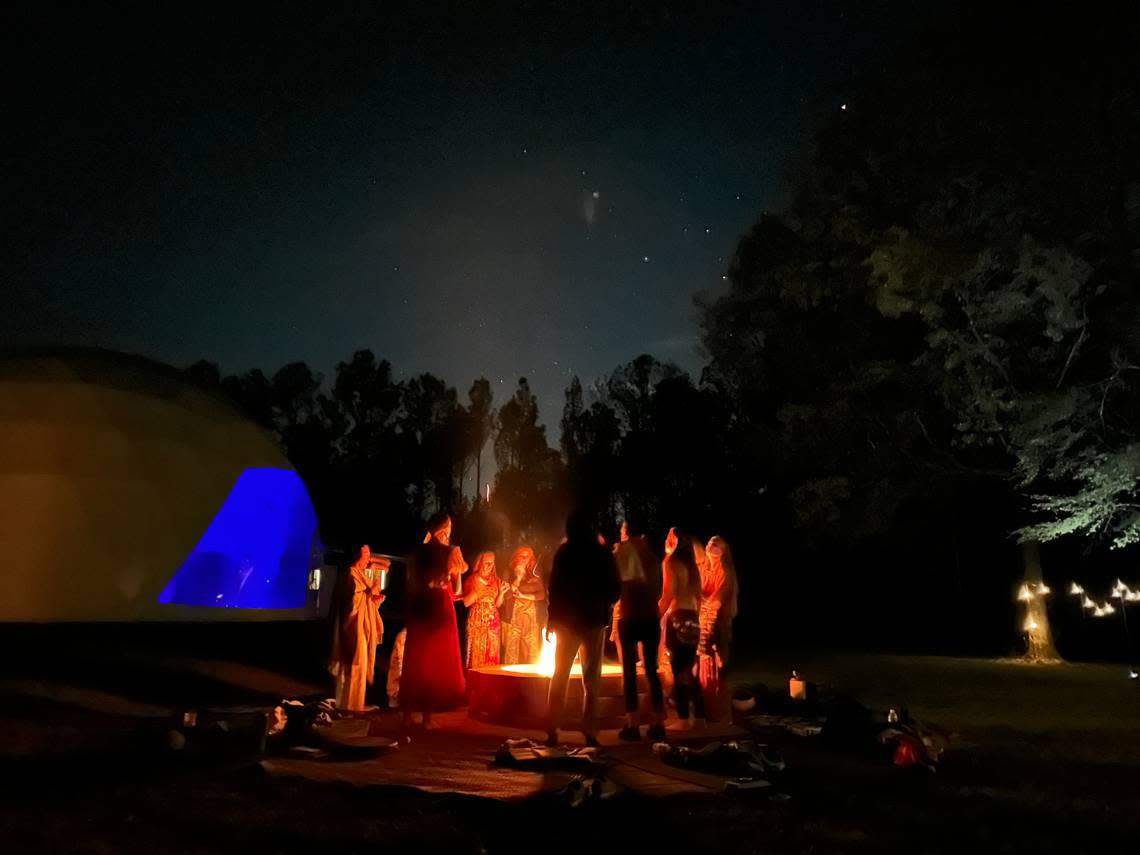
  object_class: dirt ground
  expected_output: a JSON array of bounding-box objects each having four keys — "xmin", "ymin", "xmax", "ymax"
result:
[{"xmin": 2, "ymin": 653, "xmax": 1138, "ymax": 854}]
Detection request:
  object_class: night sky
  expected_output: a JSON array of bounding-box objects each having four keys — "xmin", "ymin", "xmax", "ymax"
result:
[{"xmin": 7, "ymin": 2, "xmax": 932, "ymax": 420}]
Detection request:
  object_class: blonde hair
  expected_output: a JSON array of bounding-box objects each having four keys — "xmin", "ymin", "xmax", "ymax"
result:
[
  {"xmin": 706, "ymin": 535, "xmax": 738, "ymax": 617},
  {"xmin": 474, "ymin": 550, "xmax": 496, "ymax": 575},
  {"xmin": 706, "ymin": 536, "xmax": 735, "ymax": 575}
]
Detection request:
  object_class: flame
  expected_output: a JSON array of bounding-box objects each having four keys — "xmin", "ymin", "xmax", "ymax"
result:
[{"xmin": 538, "ymin": 631, "xmax": 557, "ymax": 677}]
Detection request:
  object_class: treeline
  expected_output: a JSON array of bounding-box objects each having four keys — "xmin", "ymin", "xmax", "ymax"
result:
[
  {"xmin": 190, "ymin": 10, "xmax": 1139, "ymax": 655},
  {"xmin": 185, "ymin": 351, "xmax": 739, "ymax": 558}
]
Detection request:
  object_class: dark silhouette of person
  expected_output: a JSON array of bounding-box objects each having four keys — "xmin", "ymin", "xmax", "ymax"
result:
[
  {"xmin": 612, "ymin": 515, "xmax": 666, "ymax": 742},
  {"xmin": 545, "ymin": 508, "xmax": 620, "ymax": 747}
]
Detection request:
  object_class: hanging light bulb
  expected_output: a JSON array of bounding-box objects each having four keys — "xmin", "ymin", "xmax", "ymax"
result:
[
  {"xmin": 1069, "ymin": 582, "xmax": 1084, "ymax": 596},
  {"xmin": 1082, "ymin": 596, "xmax": 1096, "ymax": 609}
]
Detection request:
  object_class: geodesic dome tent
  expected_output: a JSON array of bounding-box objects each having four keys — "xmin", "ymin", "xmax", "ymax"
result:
[{"xmin": 0, "ymin": 349, "xmax": 322, "ymax": 621}]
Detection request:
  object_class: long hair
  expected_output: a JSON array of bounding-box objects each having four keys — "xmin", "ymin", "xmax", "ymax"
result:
[
  {"xmin": 665, "ymin": 534, "xmax": 702, "ymax": 604},
  {"xmin": 706, "ymin": 535, "xmax": 738, "ymax": 616},
  {"xmin": 473, "ymin": 550, "xmax": 496, "ymax": 577},
  {"xmin": 510, "ymin": 546, "xmax": 537, "ymax": 578}
]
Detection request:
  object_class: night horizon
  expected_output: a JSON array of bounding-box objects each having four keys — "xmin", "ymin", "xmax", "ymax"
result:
[{"xmin": 7, "ymin": 2, "xmax": 935, "ymax": 419}]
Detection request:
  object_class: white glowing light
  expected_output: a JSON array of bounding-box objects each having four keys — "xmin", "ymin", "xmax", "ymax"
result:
[
  {"xmin": 1069, "ymin": 582, "xmax": 1084, "ymax": 596},
  {"xmin": 1126, "ymin": 591, "xmax": 1140, "ymax": 603},
  {"xmin": 1036, "ymin": 583, "xmax": 1051, "ymax": 595},
  {"xmin": 1024, "ymin": 618, "xmax": 1039, "ymax": 632},
  {"xmin": 538, "ymin": 631, "xmax": 557, "ymax": 677},
  {"xmin": 1017, "ymin": 584, "xmax": 1032, "ymax": 602},
  {"xmin": 1082, "ymin": 596, "xmax": 1096, "ymax": 609}
]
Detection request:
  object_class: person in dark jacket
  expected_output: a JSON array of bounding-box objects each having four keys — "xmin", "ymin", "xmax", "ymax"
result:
[
  {"xmin": 545, "ymin": 509, "xmax": 621, "ymax": 746},
  {"xmin": 613, "ymin": 515, "xmax": 666, "ymax": 742}
]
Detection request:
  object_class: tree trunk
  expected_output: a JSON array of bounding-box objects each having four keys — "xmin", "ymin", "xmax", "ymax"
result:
[
  {"xmin": 1020, "ymin": 540, "xmax": 1061, "ymax": 662},
  {"xmin": 475, "ymin": 432, "xmax": 482, "ymax": 505}
]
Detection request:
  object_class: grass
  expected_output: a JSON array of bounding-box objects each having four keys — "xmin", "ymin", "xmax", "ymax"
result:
[{"xmin": 1, "ymin": 653, "xmax": 1138, "ymax": 853}]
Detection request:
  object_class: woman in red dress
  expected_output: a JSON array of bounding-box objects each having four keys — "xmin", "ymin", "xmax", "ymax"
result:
[
  {"xmin": 462, "ymin": 551, "xmax": 506, "ymax": 669},
  {"xmin": 400, "ymin": 513, "xmax": 467, "ymax": 729}
]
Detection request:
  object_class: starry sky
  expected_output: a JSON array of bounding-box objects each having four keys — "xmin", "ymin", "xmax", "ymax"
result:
[{"xmin": 6, "ymin": 2, "xmax": 932, "ymax": 422}]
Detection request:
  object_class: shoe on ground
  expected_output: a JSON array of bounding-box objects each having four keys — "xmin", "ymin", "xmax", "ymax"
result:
[
  {"xmin": 647, "ymin": 724, "xmax": 667, "ymax": 742},
  {"xmin": 618, "ymin": 725, "xmax": 641, "ymax": 742}
]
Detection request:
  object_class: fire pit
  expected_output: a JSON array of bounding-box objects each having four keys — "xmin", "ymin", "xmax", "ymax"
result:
[{"xmin": 467, "ymin": 632, "xmax": 655, "ymax": 729}]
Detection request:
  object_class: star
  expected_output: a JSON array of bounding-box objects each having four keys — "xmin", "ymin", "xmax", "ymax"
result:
[{"xmin": 642, "ymin": 255, "xmax": 650, "ymax": 263}]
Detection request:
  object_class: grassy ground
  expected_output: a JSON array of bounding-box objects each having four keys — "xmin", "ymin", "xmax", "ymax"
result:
[{"xmin": 2, "ymin": 653, "xmax": 1138, "ymax": 853}]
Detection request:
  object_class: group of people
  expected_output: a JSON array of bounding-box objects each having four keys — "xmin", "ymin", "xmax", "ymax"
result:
[
  {"xmin": 461, "ymin": 544, "xmax": 547, "ymax": 669},
  {"xmin": 545, "ymin": 510, "xmax": 737, "ymax": 746},
  {"xmin": 327, "ymin": 507, "xmax": 738, "ymax": 747}
]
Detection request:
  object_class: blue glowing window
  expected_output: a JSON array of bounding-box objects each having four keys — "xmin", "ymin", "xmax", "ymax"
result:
[{"xmin": 158, "ymin": 468, "xmax": 319, "ymax": 609}]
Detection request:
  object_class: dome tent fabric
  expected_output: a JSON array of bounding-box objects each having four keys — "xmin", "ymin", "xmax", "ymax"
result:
[{"xmin": 0, "ymin": 348, "xmax": 322, "ymax": 622}]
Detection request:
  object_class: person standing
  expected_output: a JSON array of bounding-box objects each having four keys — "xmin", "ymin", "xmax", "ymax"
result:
[
  {"xmin": 328, "ymin": 545, "xmax": 386, "ymax": 712},
  {"xmin": 503, "ymin": 546, "xmax": 545, "ymax": 664},
  {"xmin": 545, "ymin": 510, "xmax": 620, "ymax": 747},
  {"xmin": 699, "ymin": 535, "xmax": 738, "ymax": 720},
  {"xmin": 612, "ymin": 517, "xmax": 666, "ymax": 742},
  {"xmin": 659, "ymin": 535, "xmax": 705, "ymax": 729},
  {"xmin": 462, "ymin": 551, "xmax": 506, "ymax": 669},
  {"xmin": 400, "ymin": 513, "xmax": 467, "ymax": 729}
]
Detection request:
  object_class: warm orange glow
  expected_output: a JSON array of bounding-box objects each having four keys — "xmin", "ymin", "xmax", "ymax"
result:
[
  {"xmin": 538, "ymin": 630, "xmax": 557, "ymax": 676},
  {"xmin": 498, "ymin": 632, "xmax": 622, "ymax": 677}
]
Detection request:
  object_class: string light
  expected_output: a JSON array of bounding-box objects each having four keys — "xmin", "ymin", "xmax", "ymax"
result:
[
  {"xmin": 1036, "ymin": 583, "xmax": 1051, "ymax": 596},
  {"xmin": 1069, "ymin": 582, "xmax": 1084, "ymax": 596},
  {"xmin": 1017, "ymin": 584, "xmax": 1032, "ymax": 602},
  {"xmin": 1082, "ymin": 596, "xmax": 1096, "ymax": 609},
  {"xmin": 1023, "ymin": 617, "xmax": 1039, "ymax": 632}
]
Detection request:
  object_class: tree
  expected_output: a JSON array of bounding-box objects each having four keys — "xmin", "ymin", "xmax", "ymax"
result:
[
  {"xmin": 399, "ymin": 373, "xmax": 464, "ymax": 520},
  {"xmin": 466, "ymin": 377, "xmax": 494, "ymax": 502},
  {"xmin": 698, "ymin": 7, "xmax": 1139, "ymax": 654},
  {"xmin": 493, "ymin": 378, "xmax": 566, "ymax": 541}
]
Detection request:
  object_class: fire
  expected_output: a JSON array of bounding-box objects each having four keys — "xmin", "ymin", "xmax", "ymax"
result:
[{"xmin": 538, "ymin": 631, "xmax": 557, "ymax": 677}]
